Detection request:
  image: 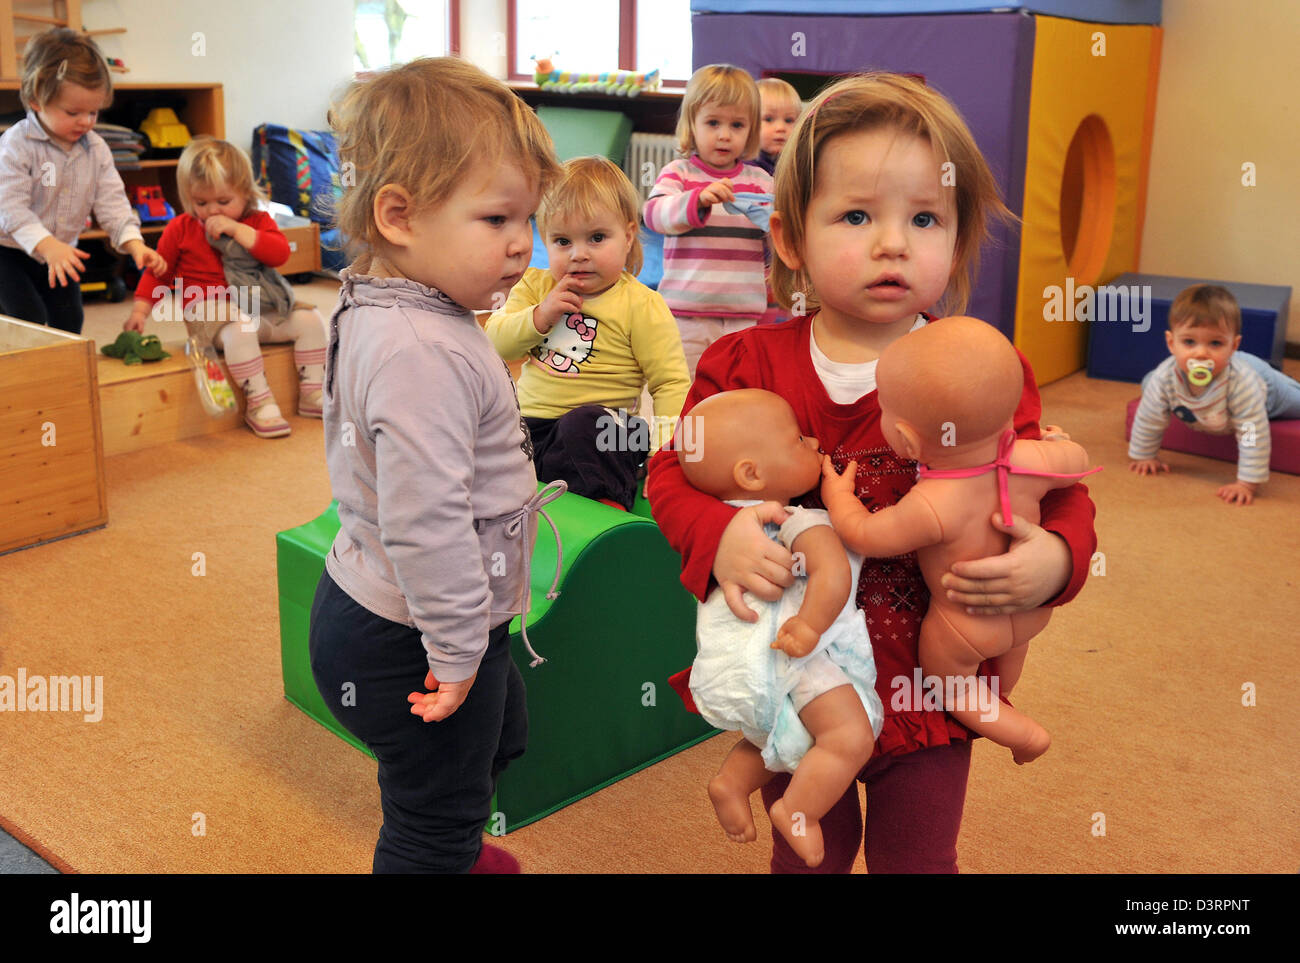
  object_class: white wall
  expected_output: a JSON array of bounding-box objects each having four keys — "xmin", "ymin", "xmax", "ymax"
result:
[{"xmin": 83, "ymin": 0, "xmax": 355, "ymax": 152}]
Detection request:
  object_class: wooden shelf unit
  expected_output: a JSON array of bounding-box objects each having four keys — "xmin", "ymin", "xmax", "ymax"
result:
[{"xmin": 0, "ymin": 80, "xmax": 223, "ymax": 241}]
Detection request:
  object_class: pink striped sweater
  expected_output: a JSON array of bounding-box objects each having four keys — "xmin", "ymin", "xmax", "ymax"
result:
[{"xmin": 642, "ymin": 154, "xmax": 773, "ymax": 321}]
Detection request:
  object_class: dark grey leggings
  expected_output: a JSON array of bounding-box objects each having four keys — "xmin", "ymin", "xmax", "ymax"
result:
[
  {"xmin": 309, "ymin": 571, "xmax": 527, "ymax": 873},
  {"xmin": 0, "ymin": 244, "xmax": 84, "ymax": 334}
]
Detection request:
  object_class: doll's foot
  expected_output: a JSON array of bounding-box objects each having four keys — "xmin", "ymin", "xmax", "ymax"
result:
[
  {"xmin": 707, "ymin": 773, "xmax": 757, "ymax": 843},
  {"xmin": 245, "ymin": 399, "xmax": 291, "ymax": 438},
  {"xmin": 770, "ymin": 797, "xmax": 824, "ymax": 868},
  {"xmin": 1011, "ymin": 725, "xmax": 1051, "ymax": 765},
  {"xmin": 298, "ymin": 384, "xmax": 323, "ymax": 418}
]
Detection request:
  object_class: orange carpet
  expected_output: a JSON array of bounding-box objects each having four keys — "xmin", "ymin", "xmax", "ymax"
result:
[{"xmin": 0, "ymin": 366, "xmax": 1297, "ymax": 873}]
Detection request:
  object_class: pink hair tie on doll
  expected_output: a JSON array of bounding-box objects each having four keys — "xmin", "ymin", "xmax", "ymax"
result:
[{"xmin": 918, "ymin": 428, "xmax": 1103, "ymax": 526}]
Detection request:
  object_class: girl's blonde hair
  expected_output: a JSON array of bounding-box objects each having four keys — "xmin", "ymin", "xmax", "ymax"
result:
[
  {"xmin": 537, "ymin": 156, "xmax": 643, "ymax": 275},
  {"xmin": 176, "ymin": 136, "xmax": 265, "ymax": 217},
  {"xmin": 675, "ymin": 64, "xmax": 762, "ymax": 159},
  {"xmin": 771, "ymin": 73, "xmax": 1014, "ymax": 317},
  {"xmin": 757, "ymin": 77, "xmax": 802, "ymax": 114},
  {"xmin": 330, "ymin": 57, "xmax": 560, "ymax": 264},
  {"xmin": 20, "ymin": 27, "xmax": 112, "ymax": 110}
]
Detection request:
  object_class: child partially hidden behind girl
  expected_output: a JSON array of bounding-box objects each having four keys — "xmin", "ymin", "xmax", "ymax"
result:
[
  {"xmin": 486, "ymin": 156, "xmax": 689, "ymax": 510},
  {"xmin": 125, "ymin": 137, "xmax": 327, "ymax": 438}
]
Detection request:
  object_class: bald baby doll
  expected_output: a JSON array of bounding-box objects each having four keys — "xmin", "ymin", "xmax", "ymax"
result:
[
  {"xmin": 681, "ymin": 389, "xmax": 880, "ymax": 868},
  {"xmin": 821, "ymin": 318, "xmax": 1097, "ymax": 764}
]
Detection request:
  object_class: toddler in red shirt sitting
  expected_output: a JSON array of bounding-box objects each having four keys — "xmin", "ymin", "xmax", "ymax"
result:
[{"xmin": 124, "ymin": 137, "xmax": 327, "ymax": 438}]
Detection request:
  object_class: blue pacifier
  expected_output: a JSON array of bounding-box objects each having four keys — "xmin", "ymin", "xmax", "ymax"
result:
[{"xmin": 1187, "ymin": 359, "xmax": 1215, "ymax": 387}]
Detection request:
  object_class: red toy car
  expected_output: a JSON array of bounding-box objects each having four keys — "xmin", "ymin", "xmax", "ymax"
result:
[{"xmin": 133, "ymin": 185, "xmax": 175, "ymax": 223}]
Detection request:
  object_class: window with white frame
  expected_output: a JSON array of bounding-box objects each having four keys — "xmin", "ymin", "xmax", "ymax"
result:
[
  {"xmin": 354, "ymin": 0, "xmax": 453, "ymax": 71},
  {"xmin": 512, "ymin": 0, "xmax": 692, "ymax": 83}
]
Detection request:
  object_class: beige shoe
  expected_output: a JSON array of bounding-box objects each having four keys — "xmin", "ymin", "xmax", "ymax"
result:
[
  {"xmin": 245, "ymin": 400, "xmax": 291, "ymax": 438},
  {"xmin": 298, "ymin": 386, "xmax": 323, "ymax": 418}
]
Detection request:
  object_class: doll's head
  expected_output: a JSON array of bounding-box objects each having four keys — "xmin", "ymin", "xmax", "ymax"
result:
[
  {"xmin": 769, "ymin": 72, "xmax": 1013, "ymax": 319},
  {"xmin": 330, "ymin": 57, "xmax": 560, "ymax": 277},
  {"xmin": 1166, "ymin": 284, "xmax": 1241, "ymax": 388},
  {"xmin": 875, "ymin": 316, "xmax": 1023, "ymax": 464},
  {"xmin": 21, "ymin": 28, "xmax": 112, "ymax": 148},
  {"xmin": 678, "ymin": 389, "xmax": 822, "ymax": 504},
  {"xmin": 676, "ymin": 64, "xmax": 762, "ymax": 168},
  {"xmin": 757, "ymin": 77, "xmax": 802, "ymax": 158},
  {"xmin": 177, "ymin": 137, "xmax": 264, "ymax": 221},
  {"xmin": 537, "ymin": 156, "xmax": 642, "ymax": 296}
]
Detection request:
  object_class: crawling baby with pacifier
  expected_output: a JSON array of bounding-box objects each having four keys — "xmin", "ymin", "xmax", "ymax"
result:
[
  {"xmin": 680, "ymin": 389, "xmax": 882, "ymax": 868},
  {"xmin": 821, "ymin": 317, "xmax": 1099, "ymax": 764}
]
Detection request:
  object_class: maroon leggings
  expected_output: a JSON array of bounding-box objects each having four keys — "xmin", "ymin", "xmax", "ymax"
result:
[{"xmin": 759, "ymin": 740, "xmax": 972, "ymax": 874}]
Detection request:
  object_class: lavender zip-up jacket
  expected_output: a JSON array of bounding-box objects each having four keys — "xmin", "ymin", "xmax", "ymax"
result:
[{"xmin": 323, "ymin": 271, "xmax": 539, "ymax": 683}]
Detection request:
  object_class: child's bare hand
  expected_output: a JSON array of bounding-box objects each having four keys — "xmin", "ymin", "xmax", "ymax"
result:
[
  {"xmin": 942, "ymin": 513, "xmax": 1071, "ymax": 614},
  {"xmin": 821, "ymin": 455, "xmax": 858, "ymax": 504},
  {"xmin": 533, "ymin": 275, "xmax": 583, "ymax": 333},
  {"xmin": 1129, "ymin": 458, "xmax": 1169, "ymax": 476},
  {"xmin": 407, "ymin": 669, "xmax": 476, "ymax": 722},
  {"xmin": 774, "ymin": 615, "xmax": 820, "ymax": 658},
  {"xmin": 37, "ymin": 238, "xmax": 90, "ymax": 287},
  {"xmin": 714, "ymin": 502, "xmax": 793, "ymax": 622},
  {"xmin": 204, "ymin": 214, "xmax": 238, "ymax": 240},
  {"xmin": 1216, "ymin": 481, "xmax": 1256, "ymax": 506},
  {"xmin": 133, "ymin": 245, "xmax": 167, "ymax": 277},
  {"xmin": 697, "ymin": 179, "xmax": 735, "ymax": 213}
]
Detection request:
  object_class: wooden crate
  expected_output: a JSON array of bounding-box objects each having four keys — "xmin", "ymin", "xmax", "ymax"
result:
[
  {"xmin": 0, "ymin": 317, "xmax": 108, "ymax": 555},
  {"xmin": 98, "ymin": 343, "xmax": 300, "ymax": 456},
  {"xmin": 280, "ymin": 223, "xmax": 322, "ymax": 278}
]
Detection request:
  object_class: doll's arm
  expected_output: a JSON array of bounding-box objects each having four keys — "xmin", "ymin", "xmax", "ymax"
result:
[
  {"xmin": 1022, "ymin": 437, "xmax": 1093, "ymax": 492},
  {"xmin": 821, "ymin": 457, "xmax": 944, "ymax": 558},
  {"xmin": 773, "ymin": 524, "xmax": 852, "ymax": 658}
]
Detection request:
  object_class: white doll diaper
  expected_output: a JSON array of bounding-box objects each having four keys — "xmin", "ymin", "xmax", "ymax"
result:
[{"xmin": 689, "ymin": 506, "xmax": 884, "ymax": 773}]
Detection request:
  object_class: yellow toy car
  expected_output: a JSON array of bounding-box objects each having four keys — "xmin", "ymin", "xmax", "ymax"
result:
[{"xmin": 139, "ymin": 108, "xmax": 191, "ymax": 152}]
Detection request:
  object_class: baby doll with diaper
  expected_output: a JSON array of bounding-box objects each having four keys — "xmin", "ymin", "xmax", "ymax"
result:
[
  {"xmin": 680, "ymin": 389, "xmax": 882, "ymax": 868},
  {"xmin": 821, "ymin": 317, "xmax": 1099, "ymax": 764}
]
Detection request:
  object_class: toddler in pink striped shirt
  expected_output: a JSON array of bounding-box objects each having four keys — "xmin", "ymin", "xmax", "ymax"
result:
[{"xmin": 643, "ymin": 64, "xmax": 773, "ymax": 378}]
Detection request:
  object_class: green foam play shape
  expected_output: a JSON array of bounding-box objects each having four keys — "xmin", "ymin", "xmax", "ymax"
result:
[{"xmin": 276, "ymin": 487, "xmax": 713, "ymax": 832}]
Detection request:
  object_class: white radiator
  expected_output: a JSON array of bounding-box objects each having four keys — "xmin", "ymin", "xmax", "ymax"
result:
[{"xmin": 622, "ymin": 133, "xmax": 679, "ymax": 204}]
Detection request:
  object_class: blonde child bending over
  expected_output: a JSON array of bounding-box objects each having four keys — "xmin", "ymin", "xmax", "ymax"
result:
[
  {"xmin": 125, "ymin": 137, "xmax": 327, "ymax": 438},
  {"xmin": 0, "ymin": 28, "xmax": 165, "ymax": 333},
  {"xmin": 486, "ymin": 156, "xmax": 689, "ymax": 510}
]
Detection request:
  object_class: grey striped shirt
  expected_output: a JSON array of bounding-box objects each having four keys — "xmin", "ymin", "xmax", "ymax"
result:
[{"xmin": 0, "ymin": 112, "xmax": 143, "ymax": 258}]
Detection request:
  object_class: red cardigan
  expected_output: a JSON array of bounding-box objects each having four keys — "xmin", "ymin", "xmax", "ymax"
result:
[
  {"xmin": 134, "ymin": 210, "xmax": 289, "ymax": 306},
  {"xmin": 646, "ymin": 314, "xmax": 1098, "ymax": 756}
]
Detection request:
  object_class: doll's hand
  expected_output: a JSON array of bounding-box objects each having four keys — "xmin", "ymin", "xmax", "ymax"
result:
[
  {"xmin": 820, "ymin": 455, "xmax": 858, "ymax": 505},
  {"xmin": 941, "ymin": 513, "xmax": 1071, "ymax": 615},
  {"xmin": 204, "ymin": 214, "xmax": 239, "ymax": 240},
  {"xmin": 1129, "ymin": 457, "xmax": 1170, "ymax": 476},
  {"xmin": 1216, "ymin": 480, "xmax": 1257, "ymax": 506},
  {"xmin": 407, "ymin": 669, "xmax": 476, "ymax": 722},
  {"xmin": 1041, "ymin": 424, "xmax": 1071, "ymax": 442},
  {"xmin": 774, "ymin": 615, "xmax": 820, "ymax": 658},
  {"xmin": 697, "ymin": 179, "xmax": 735, "ymax": 214},
  {"xmin": 714, "ymin": 501, "xmax": 794, "ymax": 622},
  {"xmin": 533, "ymin": 275, "xmax": 583, "ymax": 334}
]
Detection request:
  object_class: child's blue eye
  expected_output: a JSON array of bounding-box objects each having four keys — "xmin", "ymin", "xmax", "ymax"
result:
[
  {"xmin": 486, "ymin": 216, "xmax": 506, "ymax": 227},
  {"xmin": 552, "ymin": 237, "xmax": 570, "ymax": 247},
  {"xmin": 913, "ymin": 212, "xmax": 937, "ymax": 228},
  {"xmin": 843, "ymin": 210, "xmax": 868, "ymax": 226},
  {"xmin": 591, "ymin": 233, "xmax": 605, "ymax": 243}
]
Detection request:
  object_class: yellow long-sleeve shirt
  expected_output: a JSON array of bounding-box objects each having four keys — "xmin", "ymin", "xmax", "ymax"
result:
[{"xmin": 485, "ymin": 268, "xmax": 690, "ymax": 448}]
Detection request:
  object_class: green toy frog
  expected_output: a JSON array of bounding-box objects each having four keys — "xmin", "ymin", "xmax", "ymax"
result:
[{"xmin": 101, "ymin": 331, "xmax": 171, "ymax": 366}]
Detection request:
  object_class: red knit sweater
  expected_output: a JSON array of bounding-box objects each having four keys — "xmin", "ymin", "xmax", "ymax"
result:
[
  {"xmin": 134, "ymin": 210, "xmax": 289, "ymax": 306},
  {"xmin": 646, "ymin": 314, "xmax": 1098, "ymax": 755}
]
